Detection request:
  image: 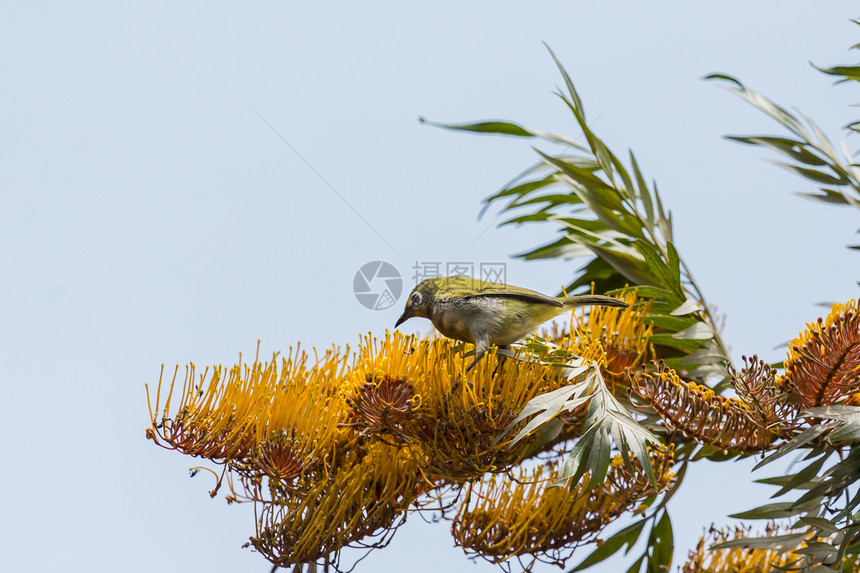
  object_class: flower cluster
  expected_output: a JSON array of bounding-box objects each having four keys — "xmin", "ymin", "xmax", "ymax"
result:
[
  {"xmin": 146, "ymin": 297, "xmax": 860, "ymax": 570},
  {"xmin": 683, "ymin": 524, "xmax": 801, "ymax": 573},
  {"xmin": 683, "ymin": 523, "xmax": 860, "ymax": 573},
  {"xmin": 451, "ymin": 449, "xmax": 675, "ymax": 567},
  {"xmin": 340, "ymin": 331, "xmax": 579, "ymax": 481},
  {"xmin": 250, "ymin": 442, "xmax": 421, "ymax": 567},
  {"xmin": 146, "ymin": 298, "xmax": 663, "ymax": 570}
]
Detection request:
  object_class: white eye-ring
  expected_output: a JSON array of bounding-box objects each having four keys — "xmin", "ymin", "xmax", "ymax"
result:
[{"xmin": 411, "ymin": 292, "xmax": 422, "ymax": 306}]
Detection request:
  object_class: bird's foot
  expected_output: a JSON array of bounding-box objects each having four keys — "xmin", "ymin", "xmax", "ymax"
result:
[{"xmin": 450, "ymin": 375, "xmax": 474, "ymax": 392}]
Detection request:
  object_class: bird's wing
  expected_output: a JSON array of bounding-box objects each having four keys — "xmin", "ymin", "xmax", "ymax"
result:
[{"xmin": 462, "ymin": 278, "xmax": 564, "ymax": 308}]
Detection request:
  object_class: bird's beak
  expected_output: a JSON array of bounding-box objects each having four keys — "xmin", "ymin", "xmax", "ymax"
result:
[{"xmin": 394, "ymin": 310, "xmax": 412, "ymax": 328}]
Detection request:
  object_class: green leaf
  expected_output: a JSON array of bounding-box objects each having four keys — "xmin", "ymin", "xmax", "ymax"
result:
[
  {"xmin": 511, "ymin": 193, "xmax": 583, "ymax": 209},
  {"xmin": 565, "ymin": 257, "xmax": 630, "ymax": 295},
  {"xmin": 726, "ymin": 135, "xmax": 828, "ymax": 166},
  {"xmin": 421, "ymin": 116, "xmax": 589, "ymax": 149},
  {"xmin": 676, "ymin": 344, "xmax": 728, "ymax": 366},
  {"xmin": 537, "ymin": 150, "xmax": 615, "ymax": 193},
  {"xmin": 646, "ymin": 511, "xmax": 673, "ymax": 573},
  {"xmin": 729, "ymin": 502, "xmax": 811, "ymax": 520},
  {"xmin": 688, "ymin": 364, "xmax": 728, "ymax": 379},
  {"xmin": 585, "ymin": 243, "xmax": 662, "ymax": 287},
  {"xmin": 773, "ymin": 162, "xmax": 849, "ymax": 186},
  {"xmin": 805, "ymin": 405, "xmax": 860, "ymax": 419},
  {"xmin": 625, "ymin": 554, "xmax": 645, "ymax": 573},
  {"xmin": 419, "ymin": 117, "xmax": 536, "ymax": 137},
  {"xmin": 794, "ymin": 540, "xmax": 837, "ymax": 560},
  {"xmin": 555, "ymin": 364, "xmax": 658, "ymax": 492},
  {"xmin": 755, "ymin": 474, "xmax": 821, "ymax": 490},
  {"xmin": 605, "ymin": 285, "xmax": 681, "ymax": 301},
  {"xmin": 672, "ymin": 322, "xmax": 713, "ymax": 340},
  {"xmin": 710, "ymin": 532, "xmax": 808, "ymax": 551},
  {"xmin": 827, "ymin": 421, "xmax": 860, "ymax": 443},
  {"xmin": 545, "ymin": 43, "xmax": 584, "ymax": 120},
  {"xmin": 805, "ymin": 405, "xmax": 860, "ymax": 442},
  {"xmin": 562, "ymin": 418, "xmax": 612, "ymax": 490},
  {"xmin": 815, "ymin": 64, "xmax": 860, "ymax": 83},
  {"xmin": 632, "ymin": 241, "xmax": 674, "ymax": 290},
  {"xmin": 798, "ymin": 517, "xmax": 839, "ymax": 536},
  {"xmin": 648, "ymin": 334, "xmax": 703, "ymax": 353},
  {"xmin": 796, "ymin": 189, "xmax": 851, "ymax": 205},
  {"xmin": 485, "ymin": 173, "xmax": 559, "ymax": 204},
  {"xmin": 652, "ymin": 183, "xmax": 673, "ymax": 242},
  {"xmin": 665, "ymin": 242, "xmax": 682, "ymax": 293},
  {"xmin": 706, "ymin": 74, "xmax": 806, "ymax": 137},
  {"xmin": 496, "ymin": 363, "xmax": 592, "ymax": 445},
  {"xmin": 520, "ymin": 236, "xmax": 593, "ymax": 261},
  {"xmin": 670, "ymin": 298, "xmax": 699, "ymax": 316},
  {"xmin": 630, "ymin": 151, "xmax": 655, "ymax": 224},
  {"xmin": 647, "ymin": 314, "xmax": 698, "ymax": 332},
  {"xmin": 770, "ymin": 454, "xmax": 828, "ymax": 498},
  {"xmin": 568, "ymin": 519, "xmax": 647, "ymax": 571},
  {"xmin": 754, "ymin": 422, "xmax": 839, "ymax": 470}
]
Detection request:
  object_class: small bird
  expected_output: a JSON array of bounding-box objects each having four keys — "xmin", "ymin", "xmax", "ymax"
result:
[{"xmin": 394, "ymin": 276, "xmax": 629, "ymax": 372}]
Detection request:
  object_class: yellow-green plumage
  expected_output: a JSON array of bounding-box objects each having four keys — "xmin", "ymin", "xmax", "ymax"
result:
[{"xmin": 394, "ymin": 276, "xmax": 628, "ymax": 371}]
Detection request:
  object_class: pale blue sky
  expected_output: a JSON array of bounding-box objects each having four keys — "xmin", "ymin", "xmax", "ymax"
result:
[{"xmin": 2, "ymin": 2, "xmax": 859, "ymax": 571}]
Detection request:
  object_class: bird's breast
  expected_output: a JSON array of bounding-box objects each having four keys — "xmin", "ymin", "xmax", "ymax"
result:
[
  {"xmin": 429, "ymin": 297, "xmax": 508, "ymax": 344},
  {"xmin": 431, "ymin": 306, "xmax": 476, "ymax": 343}
]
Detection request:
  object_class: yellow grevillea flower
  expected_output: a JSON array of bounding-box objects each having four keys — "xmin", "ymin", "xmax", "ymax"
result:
[
  {"xmin": 146, "ymin": 346, "xmax": 350, "ymax": 477},
  {"xmin": 146, "ymin": 317, "xmax": 661, "ymax": 569},
  {"xmin": 683, "ymin": 525, "xmax": 794, "ymax": 572},
  {"xmin": 574, "ymin": 290, "xmax": 653, "ymax": 381},
  {"xmin": 630, "ymin": 365, "xmax": 774, "ymax": 452},
  {"xmin": 681, "ymin": 523, "xmax": 860, "ymax": 573},
  {"xmin": 451, "ymin": 450, "xmax": 675, "ymax": 567},
  {"xmin": 343, "ymin": 331, "xmax": 587, "ymax": 481},
  {"xmin": 782, "ymin": 299, "xmax": 860, "ymax": 409},
  {"xmin": 545, "ymin": 290, "xmax": 653, "ymax": 385},
  {"xmin": 251, "ymin": 441, "xmax": 420, "ymax": 567}
]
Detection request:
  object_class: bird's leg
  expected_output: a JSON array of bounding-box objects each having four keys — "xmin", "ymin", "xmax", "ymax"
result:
[
  {"xmin": 491, "ymin": 345, "xmax": 511, "ymax": 377},
  {"xmin": 452, "ymin": 338, "xmax": 488, "ymax": 391},
  {"xmin": 464, "ymin": 350, "xmax": 486, "ymax": 373},
  {"xmin": 451, "ymin": 350, "xmax": 482, "ymax": 392}
]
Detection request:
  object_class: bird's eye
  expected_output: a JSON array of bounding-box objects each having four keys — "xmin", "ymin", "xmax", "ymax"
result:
[{"xmin": 411, "ymin": 292, "xmax": 422, "ymax": 306}]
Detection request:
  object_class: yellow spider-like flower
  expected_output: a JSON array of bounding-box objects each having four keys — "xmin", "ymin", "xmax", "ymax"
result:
[
  {"xmin": 546, "ymin": 290, "xmax": 653, "ymax": 387},
  {"xmin": 683, "ymin": 524, "xmax": 860, "ymax": 573},
  {"xmin": 782, "ymin": 300, "xmax": 860, "ymax": 409},
  {"xmin": 574, "ymin": 290, "xmax": 653, "ymax": 382},
  {"xmin": 344, "ymin": 331, "xmax": 588, "ymax": 481},
  {"xmin": 146, "ymin": 346, "xmax": 350, "ymax": 488},
  {"xmin": 684, "ymin": 524, "xmax": 797, "ymax": 572},
  {"xmin": 451, "ymin": 449, "xmax": 675, "ymax": 567},
  {"xmin": 146, "ymin": 328, "xmax": 655, "ymax": 569},
  {"xmin": 251, "ymin": 441, "xmax": 421, "ymax": 568},
  {"xmin": 630, "ymin": 364, "xmax": 775, "ymax": 453}
]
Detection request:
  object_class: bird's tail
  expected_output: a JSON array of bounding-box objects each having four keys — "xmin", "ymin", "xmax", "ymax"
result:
[{"xmin": 561, "ymin": 294, "xmax": 629, "ymax": 309}]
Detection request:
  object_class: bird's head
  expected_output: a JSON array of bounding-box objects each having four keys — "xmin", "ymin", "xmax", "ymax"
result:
[{"xmin": 394, "ymin": 278, "xmax": 442, "ymax": 328}]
